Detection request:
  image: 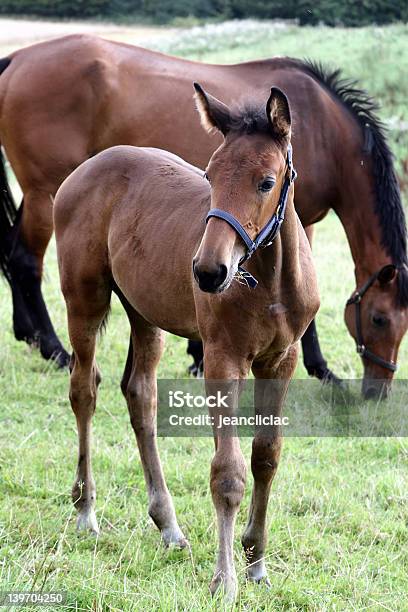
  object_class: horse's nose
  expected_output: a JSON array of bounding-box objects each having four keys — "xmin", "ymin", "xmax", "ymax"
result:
[
  {"xmin": 362, "ymin": 379, "xmax": 390, "ymax": 401},
  {"xmin": 193, "ymin": 260, "xmax": 228, "ymax": 293}
]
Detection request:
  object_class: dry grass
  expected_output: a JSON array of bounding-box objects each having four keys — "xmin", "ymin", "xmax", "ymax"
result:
[{"xmin": 0, "ymin": 17, "xmax": 177, "ymax": 57}]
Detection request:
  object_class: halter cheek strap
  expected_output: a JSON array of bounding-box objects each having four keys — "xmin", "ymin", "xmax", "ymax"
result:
[
  {"xmin": 206, "ymin": 209, "xmax": 257, "ymax": 257},
  {"xmin": 205, "ymin": 144, "xmax": 297, "ymax": 288},
  {"xmin": 346, "ymin": 268, "xmax": 398, "ymax": 372}
]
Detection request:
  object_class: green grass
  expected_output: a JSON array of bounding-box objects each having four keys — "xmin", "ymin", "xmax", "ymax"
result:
[
  {"xmin": 1, "ymin": 21, "xmax": 408, "ymax": 611},
  {"xmin": 152, "ymin": 21, "xmax": 408, "ymax": 175}
]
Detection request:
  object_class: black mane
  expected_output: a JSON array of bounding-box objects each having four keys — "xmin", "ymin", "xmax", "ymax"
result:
[{"xmin": 297, "ymin": 59, "xmax": 408, "ymax": 306}]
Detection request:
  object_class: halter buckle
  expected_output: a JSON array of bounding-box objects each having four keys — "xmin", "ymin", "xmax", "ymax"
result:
[{"xmin": 357, "ymin": 344, "xmax": 366, "ymax": 355}]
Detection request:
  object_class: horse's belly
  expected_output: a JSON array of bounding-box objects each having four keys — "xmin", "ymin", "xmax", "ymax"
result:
[
  {"xmin": 130, "ymin": 294, "xmax": 200, "ymax": 340},
  {"xmin": 111, "ymin": 250, "xmax": 199, "ymax": 339}
]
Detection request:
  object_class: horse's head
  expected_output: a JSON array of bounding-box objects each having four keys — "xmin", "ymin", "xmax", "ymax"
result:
[
  {"xmin": 345, "ymin": 264, "xmax": 408, "ymax": 399},
  {"xmin": 192, "ymin": 83, "xmax": 292, "ymax": 294}
]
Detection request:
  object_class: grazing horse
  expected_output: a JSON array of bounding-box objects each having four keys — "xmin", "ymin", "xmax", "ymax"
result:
[
  {"xmin": 54, "ymin": 86, "xmax": 319, "ymax": 599},
  {"xmin": 0, "ymin": 35, "xmax": 407, "ymax": 396}
]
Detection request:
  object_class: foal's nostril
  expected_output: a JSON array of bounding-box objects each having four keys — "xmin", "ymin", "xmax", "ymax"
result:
[
  {"xmin": 217, "ymin": 264, "xmax": 228, "ymax": 286},
  {"xmin": 192, "ymin": 259, "xmax": 198, "ymax": 281},
  {"xmin": 194, "ymin": 263, "xmax": 229, "ymax": 292}
]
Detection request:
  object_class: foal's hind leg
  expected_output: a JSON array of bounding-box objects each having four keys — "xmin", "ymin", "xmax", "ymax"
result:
[
  {"xmin": 67, "ymin": 297, "xmax": 110, "ymax": 534},
  {"xmin": 241, "ymin": 345, "xmax": 298, "ymax": 584},
  {"xmin": 121, "ymin": 310, "xmax": 187, "ymax": 548}
]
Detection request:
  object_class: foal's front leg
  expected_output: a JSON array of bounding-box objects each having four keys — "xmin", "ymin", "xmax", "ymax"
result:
[
  {"xmin": 242, "ymin": 345, "xmax": 298, "ymax": 584},
  {"xmin": 204, "ymin": 345, "xmax": 249, "ymax": 600}
]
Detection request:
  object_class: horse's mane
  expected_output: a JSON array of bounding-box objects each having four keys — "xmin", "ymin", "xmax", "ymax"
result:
[{"xmin": 296, "ymin": 59, "xmax": 408, "ymax": 307}]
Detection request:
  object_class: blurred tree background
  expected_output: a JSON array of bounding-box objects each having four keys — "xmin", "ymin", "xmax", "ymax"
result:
[{"xmin": 0, "ymin": 0, "xmax": 407, "ymax": 24}]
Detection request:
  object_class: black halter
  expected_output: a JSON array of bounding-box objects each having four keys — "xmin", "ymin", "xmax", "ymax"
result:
[
  {"xmin": 206, "ymin": 144, "xmax": 297, "ymax": 288},
  {"xmin": 346, "ymin": 268, "xmax": 397, "ymax": 372}
]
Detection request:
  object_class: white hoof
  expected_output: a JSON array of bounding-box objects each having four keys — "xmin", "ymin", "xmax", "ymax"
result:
[
  {"xmin": 76, "ymin": 508, "xmax": 99, "ymax": 535},
  {"xmin": 162, "ymin": 525, "xmax": 188, "ymax": 549},
  {"xmin": 246, "ymin": 559, "xmax": 271, "ymax": 585}
]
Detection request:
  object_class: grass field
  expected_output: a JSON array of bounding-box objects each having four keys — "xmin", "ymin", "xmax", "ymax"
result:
[{"xmin": 1, "ymin": 19, "xmax": 408, "ymax": 611}]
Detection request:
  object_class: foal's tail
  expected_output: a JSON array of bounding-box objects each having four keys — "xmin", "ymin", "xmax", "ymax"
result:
[{"xmin": 0, "ymin": 148, "xmax": 18, "ymax": 280}]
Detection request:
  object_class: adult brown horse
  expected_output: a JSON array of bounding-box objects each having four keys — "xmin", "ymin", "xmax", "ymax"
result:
[
  {"xmin": 54, "ymin": 84, "xmax": 319, "ymax": 599},
  {"xmin": 0, "ymin": 35, "xmax": 407, "ymax": 397}
]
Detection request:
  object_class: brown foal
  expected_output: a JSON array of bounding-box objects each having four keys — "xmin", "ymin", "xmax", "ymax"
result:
[{"xmin": 54, "ymin": 86, "xmax": 318, "ymax": 598}]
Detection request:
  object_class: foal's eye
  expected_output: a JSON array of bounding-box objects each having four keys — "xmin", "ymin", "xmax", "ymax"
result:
[
  {"xmin": 258, "ymin": 178, "xmax": 275, "ymax": 193},
  {"xmin": 372, "ymin": 314, "xmax": 389, "ymax": 328}
]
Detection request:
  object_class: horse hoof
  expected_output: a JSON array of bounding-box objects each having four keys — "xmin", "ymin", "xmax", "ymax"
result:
[
  {"xmin": 209, "ymin": 572, "xmax": 238, "ymax": 601},
  {"xmin": 246, "ymin": 560, "xmax": 271, "ymax": 586},
  {"xmin": 188, "ymin": 361, "xmax": 204, "ymax": 378},
  {"xmin": 321, "ymin": 369, "xmax": 345, "ymax": 387},
  {"xmin": 76, "ymin": 508, "xmax": 99, "ymax": 535},
  {"xmin": 162, "ymin": 525, "xmax": 189, "ymax": 549},
  {"xmin": 40, "ymin": 344, "xmax": 71, "ymax": 368},
  {"xmin": 247, "ymin": 571, "xmax": 271, "ymax": 587},
  {"xmin": 52, "ymin": 349, "xmax": 71, "ymax": 369},
  {"xmin": 308, "ymin": 365, "xmax": 343, "ymax": 386},
  {"xmin": 188, "ymin": 362, "xmax": 198, "ymax": 377}
]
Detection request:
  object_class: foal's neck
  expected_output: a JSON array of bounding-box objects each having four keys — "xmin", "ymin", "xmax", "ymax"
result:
[{"xmin": 253, "ymin": 192, "xmax": 301, "ymax": 290}]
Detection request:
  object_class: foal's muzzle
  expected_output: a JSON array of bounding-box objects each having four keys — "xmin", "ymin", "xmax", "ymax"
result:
[{"xmin": 193, "ymin": 260, "xmax": 228, "ymax": 293}]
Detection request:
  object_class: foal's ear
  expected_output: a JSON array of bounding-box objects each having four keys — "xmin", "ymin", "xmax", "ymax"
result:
[
  {"xmin": 266, "ymin": 87, "xmax": 291, "ymax": 140},
  {"xmin": 193, "ymin": 82, "xmax": 231, "ymax": 136}
]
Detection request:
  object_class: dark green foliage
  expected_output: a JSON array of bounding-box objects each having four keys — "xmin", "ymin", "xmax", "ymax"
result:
[
  {"xmin": 294, "ymin": 0, "xmax": 408, "ymax": 26},
  {"xmin": 0, "ymin": 0, "xmax": 110, "ymax": 18},
  {"xmin": 142, "ymin": 0, "xmax": 219, "ymax": 22},
  {"xmin": 0, "ymin": 0, "xmax": 406, "ymax": 24}
]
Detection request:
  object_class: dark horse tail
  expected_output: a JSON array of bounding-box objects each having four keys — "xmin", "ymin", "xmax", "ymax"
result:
[
  {"xmin": 0, "ymin": 148, "xmax": 18, "ymax": 280},
  {"xmin": 0, "ymin": 56, "xmax": 17, "ymax": 280}
]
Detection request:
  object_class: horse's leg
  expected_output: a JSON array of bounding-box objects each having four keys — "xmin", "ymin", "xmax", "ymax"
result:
[
  {"xmin": 204, "ymin": 345, "xmax": 248, "ymax": 600},
  {"xmin": 241, "ymin": 345, "xmax": 298, "ymax": 585},
  {"xmin": 9, "ymin": 190, "xmax": 70, "ymax": 366},
  {"xmin": 2, "ymin": 199, "xmax": 35, "ymax": 345},
  {"xmin": 186, "ymin": 339, "xmax": 204, "ymax": 376},
  {"xmin": 301, "ymin": 225, "xmax": 340, "ymax": 383},
  {"xmin": 121, "ymin": 309, "xmax": 187, "ymax": 548},
  {"xmin": 20, "ymin": 189, "xmax": 70, "ymax": 365},
  {"xmin": 67, "ymin": 297, "xmax": 110, "ymax": 534}
]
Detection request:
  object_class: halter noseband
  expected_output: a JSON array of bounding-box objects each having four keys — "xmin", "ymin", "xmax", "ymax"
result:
[
  {"xmin": 205, "ymin": 144, "xmax": 297, "ymax": 288},
  {"xmin": 346, "ymin": 268, "xmax": 397, "ymax": 372}
]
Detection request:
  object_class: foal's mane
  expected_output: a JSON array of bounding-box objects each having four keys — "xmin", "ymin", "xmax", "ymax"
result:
[{"xmin": 295, "ymin": 59, "xmax": 408, "ymax": 306}]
